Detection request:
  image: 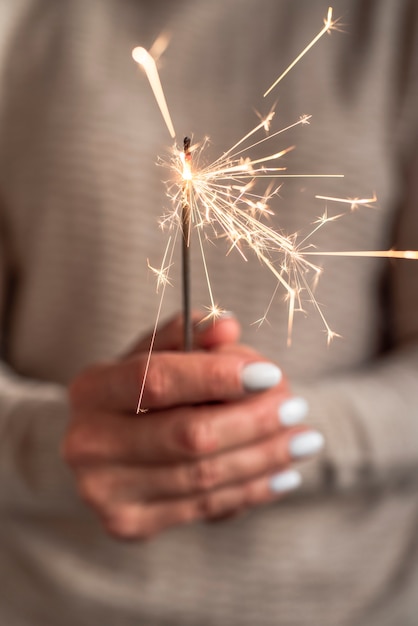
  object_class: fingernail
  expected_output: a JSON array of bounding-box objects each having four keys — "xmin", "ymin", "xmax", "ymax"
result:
[
  {"xmin": 270, "ymin": 469, "xmax": 302, "ymax": 494},
  {"xmin": 197, "ymin": 311, "xmax": 235, "ymax": 332},
  {"xmin": 289, "ymin": 431, "xmax": 324, "ymax": 459},
  {"xmin": 278, "ymin": 397, "xmax": 309, "ymax": 427},
  {"xmin": 241, "ymin": 362, "xmax": 282, "ymax": 392},
  {"xmin": 217, "ymin": 310, "xmax": 234, "ymax": 319}
]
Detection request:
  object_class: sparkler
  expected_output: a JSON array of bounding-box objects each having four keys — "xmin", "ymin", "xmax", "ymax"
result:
[
  {"xmin": 181, "ymin": 136, "xmax": 193, "ymax": 351},
  {"xmin": 132, "ymin": 7, "xmax": 418, "ymax": 412}
]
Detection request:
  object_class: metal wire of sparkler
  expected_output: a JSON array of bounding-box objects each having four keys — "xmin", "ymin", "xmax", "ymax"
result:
[
  {"xmin": 181, "ymin": 136, "xmax": 193, "ymax": 351},
  {"xmin": 132, "ymin": 6, "xmax": 418, "ymax": 412}
]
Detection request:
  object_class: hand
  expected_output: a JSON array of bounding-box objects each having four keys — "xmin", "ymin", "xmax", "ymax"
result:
[{"xmin": 63, "ymin": 313, "xmax": 323, "ymax": 540}]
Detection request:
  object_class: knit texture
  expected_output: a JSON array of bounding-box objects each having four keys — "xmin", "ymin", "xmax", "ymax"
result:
[{"xmin": 1, "ymin": 1, "xmax": 418, "ymax": 624}]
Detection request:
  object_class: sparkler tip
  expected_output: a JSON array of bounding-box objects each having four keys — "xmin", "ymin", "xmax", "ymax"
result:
[
  {"xmin": 325, "ymin": 328, "xmax": 342, "ymax": 345},
  {"xmin": 403, "ymin": 250, "xmax": 418, "ymax": 260},
  {"xmin": 131, "ymin": 46, "xmax": 148, "ymax": 65},
  {"xmin": 325, "ymin": 7, "xmax": 333, "ymax": 29},
  {"xmin": 132, "ymin": 44, "xmax": 176, "ymax": 139},
  {"xmin": 263, "ymin": 6, "xmax": 337, "ymax": 97}
]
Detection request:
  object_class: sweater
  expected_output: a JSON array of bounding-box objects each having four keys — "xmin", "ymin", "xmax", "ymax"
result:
[{"xmin": 0, "ymin": 0, "xmax": 418, "ymax": 624}]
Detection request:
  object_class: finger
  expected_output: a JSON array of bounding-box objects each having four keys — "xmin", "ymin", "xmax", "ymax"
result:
[
  {"xmin": 102, "ymin": 470, "xmax": 301, "ymax": 540},
  {"xmin": 77, "ymin": 426, "xmax": 316, "ymax": 503},
  {"xmin": 213, "ymin": 342, "xmax": 261, "ymax": 358},
  {"xmin": 65, "ymin": 388, "xmax": 301, "ymax": 465},
  {"xmin": 195, "ymin": 312, "xmax": 241, "ymax": 349},
  {"xmin": 123, "ymin": 311, "xmax": 241, "ymax": 355},
  {"xmin": 71, "ymin": 351, "xmax": 283, "ymax": 413}
]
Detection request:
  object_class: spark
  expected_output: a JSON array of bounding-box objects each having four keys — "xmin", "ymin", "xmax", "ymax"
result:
[
  {"xmin": 147, "ymin": 257, "xmax": 172, "ymax": 290},
  {"xmin": 137, "ymin": 234, "xmax": 178, "ymax": 413},
  {"xmin": 315, "ymin": 193, "xmax": 378, "ymax": 210},
  {"xmin": 305, "ymin": 250, "xmax": 418, "ymax": 260},
  {"xmin": 133, "ymin": 6, "xmax": 418, "ymax": 411},
  {"xmin": 132, "ymin": 46, "xmax": 176, "ymax": 138},
  {"xmin": 155, "ymin": 127, "xmax": 357, "ymax": 347},
  {"xmin": 254, "ymin": 103, "xmax": 276, "ymax": 132},
  {"xmin": 264, "ymin": 7, "xmax": 337, "ymax": 97},
  {"xmin": 149, "ymin": 32, "xmax": 171, "ymax": 62},
  {"xmin": 199, "ymin": 304, "xmax": 228, "ymax": 325}
]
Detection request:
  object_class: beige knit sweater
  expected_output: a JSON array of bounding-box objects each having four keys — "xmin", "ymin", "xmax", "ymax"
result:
[{"xmin": 0, "ymin": 0, "xmax": 418, "ymax": 624}]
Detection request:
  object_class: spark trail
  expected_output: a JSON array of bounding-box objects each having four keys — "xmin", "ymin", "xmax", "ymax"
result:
[{"xmin": 132, "ymin": 7, "xmax": 417, "ymax": 412}]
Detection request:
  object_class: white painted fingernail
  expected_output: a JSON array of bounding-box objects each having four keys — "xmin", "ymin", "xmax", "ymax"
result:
[
  {"xmin": 289, "ymin": 431, "xmax": 324, "ymax": 459},
  {"xmin": 278, "ymin": 397, "xmax": 309, "ymax": 427},
  {"xmin": 217, "ymin": 310, "xmax": 234, "ymax": 319},
  {"xmin": 197, "ymin": 311, "xmax": 235, "ymax": 331},
  {"xmin": 241, "ymin": 362, "xmax": 282, "ymax": 392},
  {"xmin": 270, "ymin": 469, "xmax": 302, "ymax": 494}
]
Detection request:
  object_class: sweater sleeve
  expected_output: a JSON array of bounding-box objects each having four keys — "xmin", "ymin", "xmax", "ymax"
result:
[
  {"xmin": 0, "ymin": 241, "xmax": 79, "ymax": 516},
  {"xmin": 295, "ymin": 150, "xmax": 418, "ymax": 494},
  {"xmin": 0, "ymin": 366, "xmax": 79, "ymax": 514}
]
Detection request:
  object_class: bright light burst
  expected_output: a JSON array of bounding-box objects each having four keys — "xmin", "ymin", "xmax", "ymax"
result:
[
  {"xmin": 159, "ymin": 120, "xmax": 346, "ymax": 346},
  {"xmin": 133, "ymin": 7, "xmax": 418, "ymax": 411}
]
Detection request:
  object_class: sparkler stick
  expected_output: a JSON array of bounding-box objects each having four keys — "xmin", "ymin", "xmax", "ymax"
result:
[{"xmin": 182, "ymin": 137, "xmax": 193, "ymax": 350}]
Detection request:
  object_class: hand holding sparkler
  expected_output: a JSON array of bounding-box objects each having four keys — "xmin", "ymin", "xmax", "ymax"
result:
[{"xmin": 64, "ymin": 314, "xmax": 323, "ymax": 540}]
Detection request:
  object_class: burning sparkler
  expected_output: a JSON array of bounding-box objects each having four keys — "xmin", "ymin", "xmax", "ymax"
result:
[
  {"xmin": 132, "ymin": 6, "xmax": 418, "ymax": 412},
  {"xmin": 181, "ymin": 136, "xmax": 193, "ymax": 351}
]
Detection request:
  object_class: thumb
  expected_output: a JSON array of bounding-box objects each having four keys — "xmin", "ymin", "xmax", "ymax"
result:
[
  {"xmin": 123, "ymin": 310, "xmax": 241, "ymax": 356},
  {"xmin": 195, "ymin": 311, "xmax": 241, "ymax": 349}
]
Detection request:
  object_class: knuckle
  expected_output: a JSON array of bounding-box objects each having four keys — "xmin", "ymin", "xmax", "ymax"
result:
[
  {"xmin": 247, "ymin": 395, "xmax": 278, "ymax": 438},
  {"xmin": 257, "ymin": 411, "xmax": 279, "ymax": 439},
  {"xmin": 62, "ymin": 422, "xmax": 96, "ymax": 465},
  {"xmin": 204, "ymin": 359, "xmax": 229, "ymax": 397},
  {"xmin": 61, "ymin": 428, "xmax": 85, "ymax": 466},
  {"xmin": 195, "ymin": 493, "xmax": 218, "ymax": 519},
  {"xmin": 195, "ymin": 491, "xmax": 242, "ymax": 521},
  {"xmin": 104, "ymin": 508, "xmax": 151, "ymax": 541},
  {"xmin": 241, "ymin": 481, "xmax": 255, "ymax": 507},
  {"xmin": 271, "ymin": 434, "xmax": 290, "ymax": 468},
  {"xmin": 78, "ymin": 473, "xmax": 108, "ymax": 510},
  {"xmin": 264, "ymin": 433, "xmax": 291, "ymax": 471},
  {"xmin": 263, "ymin": 437, "xmax": 283, "ymax": 471},
  {"xmin": 189, "ymin": 458, "xmax": 220, "ymax": 491},
  {"xmin": 68, "ymin": 365, "xmax": 103, "ymax": 409},
  {"xmin": 181, "ymin": 419, "xmax": 214, "ymax": 455},
  {"xmin": 143, "ymin": 361, "xmax": 168, "ymax": 405},
  {"xmin": 241, "ymin": 479, "xmax": 264, "ymax": 508}
]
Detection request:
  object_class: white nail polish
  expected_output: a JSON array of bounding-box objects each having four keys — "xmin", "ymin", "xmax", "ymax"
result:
[
  {"xmin": 241, "ymin": 362, "xmax": 282, "ymax": 392},
  {"xmin": 217, "ymin": 310, "xmax": 234, "ymax": 319},
  {"xmin": 197, "ymin": 311, "xmax": 235, "ymax": 331},
  {"xmin": 270, "ymin": 469, "xmax": 302, "ymax": 494},
  {"xmin": 278, "ymin": 397, "xmax": 309, "ymax": 426},
  {"xmin": 289, "ymin": 431, "xmax": 324, "ymax": 459}
]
